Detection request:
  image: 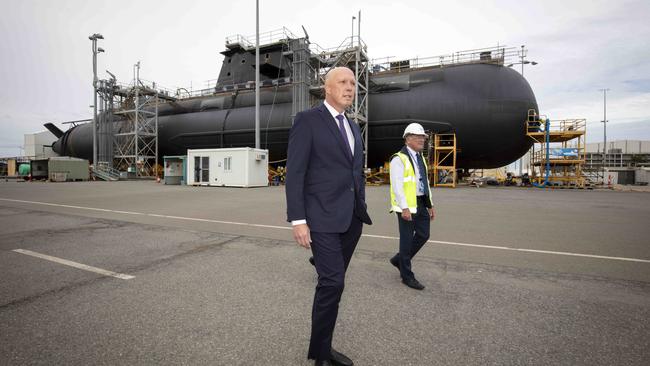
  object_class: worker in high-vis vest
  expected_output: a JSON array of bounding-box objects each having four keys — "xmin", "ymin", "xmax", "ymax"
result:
[{"xmin": 389, "ymin": 123, "xmax": 435, "ymax": 290}]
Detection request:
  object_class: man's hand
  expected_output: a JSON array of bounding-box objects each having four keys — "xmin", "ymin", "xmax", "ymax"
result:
[
  {"xmin": 428, "ymin": 207, "xmax": 435, "ymax": 221},
  {"xmin": 401, "ymin": 208, "xmax": 412, "ymax": 221},
  {"xmin": 293, "ymin": 224, "xmax": 312, "ymax": 249}
]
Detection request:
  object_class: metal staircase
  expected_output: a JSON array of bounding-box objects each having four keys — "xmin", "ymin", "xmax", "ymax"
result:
[{"xmin": 91, "ymin": 162, "xmax": 121, "ymax": 181}]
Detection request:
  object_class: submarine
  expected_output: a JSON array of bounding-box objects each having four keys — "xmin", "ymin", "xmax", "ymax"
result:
[{"xmin": 47, "ymin": 33, "xmax": 538, "ymax": 169}]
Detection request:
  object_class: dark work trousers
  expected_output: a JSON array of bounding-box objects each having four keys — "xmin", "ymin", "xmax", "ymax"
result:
[
  {"xmin": 307, "ymin": 216, "xmax": 363, "ymax": 360},
  {"xmin": 392, "ymin": 196, "xmax": 431, "ymax": 281}
]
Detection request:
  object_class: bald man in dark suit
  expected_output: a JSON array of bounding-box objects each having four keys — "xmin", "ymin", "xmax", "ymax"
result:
[{"xmin": 286, "ymin": 67, "xmax": 372, "ymax": 366}]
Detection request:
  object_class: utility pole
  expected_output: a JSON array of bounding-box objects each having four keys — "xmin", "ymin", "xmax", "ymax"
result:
[
  {"xmin": 134, "ymin": 61, "xmax": 140, "ymax": 176},
  {"xmin": 89, "ymin": 33, "xmax": 104, "ymax": 165},
  {"xmin": 255, "ymin": 0, "xmax": 260, "ymax": 149},
  {"xmin": 507, "ymin": 45, "xmax": 538, "ymax": 76},
  {"xmin": 351, "ymin": 15, "xmax": 356, "ymax": 46},
  {"xmin": 520, "ymin": 45, "xmax": 525, "ymax": 76},
  {"xmin": 600, "ymin": 88, "xmax": 610, "ymax": 179},
  {"xmin": 133, "ymin": 61, "xmax": 140, "ymax": 85}
]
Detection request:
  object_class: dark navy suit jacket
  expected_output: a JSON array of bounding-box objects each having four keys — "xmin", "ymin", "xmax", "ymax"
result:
[{"xmin": 286, "ymin": 103, "xmax": 372, "ymax": 233}]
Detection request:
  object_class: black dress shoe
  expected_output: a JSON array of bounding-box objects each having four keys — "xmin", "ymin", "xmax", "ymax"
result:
[
  {"xmin": 309, "ymin": 256, "xmax": 315, "ymax": 266},
  {"xmin": 314, "ymin": 359, "xmax": 334, "ymax": 366},
  {"xmin": 389, "ymin": 256, "xmax": 400, "ymax": 270},
  {"xmin": 402, "ymin": 277, "xmax": 425, "ymax": 290},
  {"xmin": 330, "ymin": 348, "xmax": 353, "ymax": 366}
]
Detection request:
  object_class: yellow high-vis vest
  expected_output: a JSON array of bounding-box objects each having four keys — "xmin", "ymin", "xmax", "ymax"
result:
[{"xmin": 389, "ymin": 151, "xmax": 433, "ymax": 214}]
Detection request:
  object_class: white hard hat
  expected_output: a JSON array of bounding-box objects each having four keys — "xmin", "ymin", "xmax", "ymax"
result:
[{"xmin": 403, "ymin": 123, "xmax": 427, "ymax": 138}]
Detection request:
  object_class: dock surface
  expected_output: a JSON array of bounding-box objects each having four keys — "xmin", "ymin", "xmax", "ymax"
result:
[{"xmin": 1, "ymin": 181, "xmax": 649, "ymax": 365}]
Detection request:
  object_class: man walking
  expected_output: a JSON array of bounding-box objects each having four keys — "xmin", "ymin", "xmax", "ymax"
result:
[
  {"xmin": 286, "ymin": 67, "xmax": 372, "ymax": 366},
  {"xmin": 389, "ymin": 123, "xmax": 435, "ymax": 290}
]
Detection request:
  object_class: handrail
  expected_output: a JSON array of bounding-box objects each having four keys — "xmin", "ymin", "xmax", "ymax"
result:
[
  {"xmin": 93, "ymin": 162, "xmax": 121, "ymax": 180},
  {"xmin": 225, "ymin": 27, "xmax": 298, "ymax": 49},
  {"xmin": 309, "ymin": 36, "xmax": 368, "ymax": 56},
  {"xmin": 527, "ymin": 118, "xmax": 586, "ymax": 134},
  {"xmin": 105, "ymin": 80, "xmax": 176, "ymax": 100},
  {"xmin": 371, "ymin": 46, "xmax": 518, "ymax": 72}
]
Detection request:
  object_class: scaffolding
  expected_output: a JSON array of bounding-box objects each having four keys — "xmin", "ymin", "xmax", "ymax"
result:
[
  {"xmin": 525, "ymin": 110, "xmax": 587, "ymax": 187},
  {"xmin": 430, "ymin": 133, "xmax": 457, "ymax": 187},
  {"xmin": 96, "ymin": 72, "xmax": 175, "ymax": 178},
  {"xmin": 96, "ymin": 77, "xmax": 116, "ymax": 166},
  {"xmin": 288, "ymin": 37, "xmax": 313, "ymax": 118},
  {"xmin": 113, "ymin": 83, "xmax": 159, "ymax": 177}
]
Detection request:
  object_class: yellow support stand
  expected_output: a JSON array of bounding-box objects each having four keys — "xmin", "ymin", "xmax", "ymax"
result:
[
  {"xmin": 525, "ymin": 109, "xmax": 587, "ymax": 188},
  {"xmin": 431, "ymin": 133, "xmax": 457, "ymax": 187}
]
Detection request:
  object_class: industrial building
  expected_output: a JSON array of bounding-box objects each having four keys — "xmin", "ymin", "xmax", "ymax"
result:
[
  {"xmin": 583, "ymin": 139, "xmax": 650, "ymax": 185},
  {"xmin": 585, "ymin": 140, "xmax": 650, "ymax": 169}
]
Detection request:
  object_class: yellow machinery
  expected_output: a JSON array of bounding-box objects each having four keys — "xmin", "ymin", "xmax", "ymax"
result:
[
  {"xmin": 365, "ymin": 163, "xmax": 390, "ymax": 186},
  {"xmin": 525, "ymin": 110, "xmax": 586, "ymax": 188},
  {"xmin": 268, "ymin": 165, "xmax": 286, "ymax": 186}
]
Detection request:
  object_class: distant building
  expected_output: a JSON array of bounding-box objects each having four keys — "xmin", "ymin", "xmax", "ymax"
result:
[
  {"xmin": 586, "ymin": 140, "xmax": 650, "ymax": 154},
  {"xmin": 585, "ymin": 140, "xmax": 650, "ymax": 170}
]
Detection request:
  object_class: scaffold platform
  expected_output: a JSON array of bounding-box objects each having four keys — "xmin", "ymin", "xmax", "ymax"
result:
[
  {"xmin": 526, "ymin": 110, "xmax": 587, "ymax": 188},
  {"xmin": 431, "ymin": 133, "xmax": 457, "ymax": 188}
]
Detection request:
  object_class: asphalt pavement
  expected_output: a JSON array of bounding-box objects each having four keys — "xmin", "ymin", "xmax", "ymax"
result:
[{"xmin": 0, "ymin": 181, "xmax": 649, "ymax": 365}]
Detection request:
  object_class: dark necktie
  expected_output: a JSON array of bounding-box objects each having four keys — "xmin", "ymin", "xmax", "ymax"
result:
[
  {"xmin": 416, "ymin": 152, "xmax": 429, "ymax": 197},
  {"xmin": 336, "ymin": 114, "xmax": 352, "ymax": 158}
]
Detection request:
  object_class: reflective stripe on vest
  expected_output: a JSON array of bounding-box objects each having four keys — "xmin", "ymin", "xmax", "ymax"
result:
[{"xmin": 390, "ymin": 152, "xmax": 418, "ymax": 213}]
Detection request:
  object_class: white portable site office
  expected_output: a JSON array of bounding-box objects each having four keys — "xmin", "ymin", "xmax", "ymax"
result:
[{"xmin": 186, "ymin": 148, "xmax": 268, "ymax": 187}]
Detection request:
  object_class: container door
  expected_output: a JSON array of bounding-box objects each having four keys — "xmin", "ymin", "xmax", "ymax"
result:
[
  {"xmin": 194, "ymin": 156, "xmax": 210, "ymax": 183},
  {"xmin": 194, "ymin": 156, "xmax": 201, "ymax": 183},
  {"xmin": 201, "ymin": 156, "xmax": 210, "ymax": 183}
]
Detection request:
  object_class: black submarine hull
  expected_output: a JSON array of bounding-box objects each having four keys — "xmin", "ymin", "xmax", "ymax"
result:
[{"xmin": 52, "ymin": 63, "xmax": 537, "ymax": 169}]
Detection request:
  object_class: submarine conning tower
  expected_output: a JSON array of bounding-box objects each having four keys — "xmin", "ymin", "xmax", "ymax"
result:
[{"xmin": 213, "ymin": 27, "xmax": 371, "ymax": 165}]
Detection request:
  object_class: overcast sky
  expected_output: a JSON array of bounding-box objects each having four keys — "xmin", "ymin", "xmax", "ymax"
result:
[{"xmin": 1, "ymin": 0, "xmax": 649, "ymax": 157}]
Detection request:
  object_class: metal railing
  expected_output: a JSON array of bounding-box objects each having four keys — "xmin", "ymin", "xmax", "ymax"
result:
[
  {"xmin": 309, "ymin": 36, "xmax": 368, "ymax": 56},
  {"xmin": 172, "ymin": 36, "xmax": 520, "ymax": 101},
  {"xmin": 113, "ymin": 79, "xmax": 176, "ymax": 98},
  {"xmin": 225, "ymin": 27, "xmax": 298, "ymax": 49},
  {"xmin": 526, "ymin": 118, "xmax": 586, "ymax": 134},
  {"xmin": 371, "ymin": 45, "xmax": 519, "ymax": 73},
  {"xmin": 92, "ymin": 162, "xmax": 121, "ymax": 181}
]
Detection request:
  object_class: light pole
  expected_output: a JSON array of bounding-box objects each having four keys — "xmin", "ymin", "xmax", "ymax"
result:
[
  {"xmin": 89, "ymin": 33, "xmax": 104, "ymax": 166},
  {"xmin": 507, "ymin": 45, "xmax": 538, "ymax": 176},
  {"xmin": 255, "ymin": 0, "xmax": 260, "ymax": 149},
  {"xmin": 133, "ymin": 61, "xmax": 140, "ymax": 85},
  {"xmin": 599, "ymin": 88, "xmax": 610, "ymax": 178},
  {"xmin": 507, "ymin": 45, "xmax": 538, "ymax": 77},
  {"xmin": 351, "ymin": 15, "xmax": 356, "ymax": 46}
]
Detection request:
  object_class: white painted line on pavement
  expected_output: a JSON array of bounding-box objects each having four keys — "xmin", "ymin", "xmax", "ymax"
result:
[
  {"xmin": 12, "ymin": 249, "xmax": 135, "ymax": 280},
  {"xmin": 363, "ymin": 235, "xmax": 650, "ymax": 263},
  {"xmin": 2, "ymin": 197, "xmax": 649, "ymax": 264},
  {"xmin": 428, "ymin": 239, "xmax": 650, "ymax": 263}
]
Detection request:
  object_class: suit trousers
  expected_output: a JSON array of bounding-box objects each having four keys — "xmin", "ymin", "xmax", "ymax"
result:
[
  {"xmin": 307, "ymin": 216, "xmax": 363, "ymax": 360},
  {"xmin": 393, "ymin": 196, "xmax": 431, "ymax": 281}
]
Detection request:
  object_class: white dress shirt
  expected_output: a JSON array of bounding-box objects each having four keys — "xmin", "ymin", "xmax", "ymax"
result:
[
  {"xmin": 390, "ymin": 146, "xmax": 425, "ymax": 210},
  {"xmin": 291, "ymin": 101, "xmax": 355, "ymax": 226}
]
